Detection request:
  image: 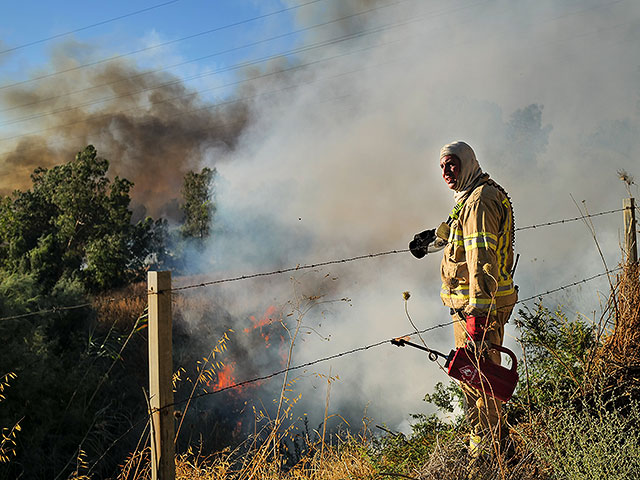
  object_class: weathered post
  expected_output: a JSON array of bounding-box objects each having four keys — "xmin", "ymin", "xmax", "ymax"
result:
[
  {"xmin": 148, "ymin": 271, "xmax": 175, "ymax": 480},
  {"xmin": 623, "ymin": 198, "xmax": 637, "ymax": 264}
]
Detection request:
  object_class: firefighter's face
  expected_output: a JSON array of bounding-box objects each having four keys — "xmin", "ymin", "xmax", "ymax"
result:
[{"xmin": 440, "ymin": 155, "xmax": 461, "ymax": 190}]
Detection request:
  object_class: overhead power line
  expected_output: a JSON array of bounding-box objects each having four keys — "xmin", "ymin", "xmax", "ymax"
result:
[
  {"xmin": 0, "ymin": 0, "xmax": 328, "ymax": 91},
  {"xmin": 0, "ymin": 0, "xmax": 632, "ymax": 148},
  {"xmin": 0, "ymin": 0, "xmax": 425, "ymax": 116},
  {"xmin": 0, "ymin": 0, "xmax": 419, "ymax": 125},
  {"xmin": 0, "ymin": 0, "xmax": 180, "ymax": 55},
  {"xmin": 0, "ymin": 0, "xmax": 484, "ymax": 143},
  {"xmin": 0, "ymin": 14, "xmax": 415, "ymax": 143}
]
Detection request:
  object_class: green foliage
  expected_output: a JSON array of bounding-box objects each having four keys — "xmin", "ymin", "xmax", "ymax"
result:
[
  {"xmin": 0, "ymin": 373, "xmax": 20, "ymax": 465},
  {"xmin": 534, "ymin": 398, "xmax": 640, "ymax": 480},
  {"xmin": 0, "ymin": 145, "xmax": 165, "ymax": 292},
  {"xmin": 0, "ymin": 146, "xmax": 160, "ymax": 477},
  {"xmin": 424, "ymin": 380, "xmax": 464, "ymax": 419},
  {"xmin": 180, "ymin": 166, "xmax": 216, "ymax": 240},
  {"xmin": 0, "ymin": 273, "xmax": 146, "ymax": 479},
  {"xmin": 369, "ymin": 413, "xmax": 455, "ymax": 475},
  {"xmin": 512, "ymin": 304, "xmax": 597, "ymax": 409},
  {"xmin": 508, "ymin": 302, "xmax": 640, "ymax": 479}
]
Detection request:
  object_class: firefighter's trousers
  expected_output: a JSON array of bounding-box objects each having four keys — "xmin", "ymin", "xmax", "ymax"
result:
[{"xmin": 452, "ymin": 307, "xmax": 513, "ymax": 451}]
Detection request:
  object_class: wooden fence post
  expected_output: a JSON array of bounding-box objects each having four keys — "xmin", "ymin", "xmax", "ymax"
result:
[
  {"xmin": 148, "ymin": 271, "xmax": 175, "ymax": 480},
  {"xmin": 624, "ymin": 198, "xmax": 637, "ymax": 264}
]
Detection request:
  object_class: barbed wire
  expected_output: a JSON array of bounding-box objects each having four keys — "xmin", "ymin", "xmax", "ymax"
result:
[
  {"xmin": 168, "ymin": 249, "xmax": 409, "ymax": 293},
  {"xmin": 516, "ymin": 268, "xmax": 622, "ymax": 304},
  {"xmin": 168, "ymin": 208, "xmax": 625, "ymax": 293},
  {"xmin": 167, "ymin": 265, "xmax": 623, "ymax": 405},
  {"xmin": 0, "ymin": 302, "xmax": 95, "ymax": 321},
  {"xmin": 0, "ymin": 207, "xmax": 628, "ymax": 321},
  {"xmin": 514, "ymin": 208, "xmax": 624, "ymax": 232},
  {"xmin": 82, "ymin": 263, "xmax": 625, "ymax": 475},
  {"xmin": 177, "ymin": 319, "xmax": 455, "ymax": 407}
]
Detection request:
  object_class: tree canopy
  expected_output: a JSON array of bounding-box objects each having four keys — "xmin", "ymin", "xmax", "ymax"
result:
[
  {"xmin": 180, "ymin": 166, "xmax": 216, "ymax": 240},
  {"xmin": 0, "ymin": 145, "xmax": 164, "ymax": 292}
]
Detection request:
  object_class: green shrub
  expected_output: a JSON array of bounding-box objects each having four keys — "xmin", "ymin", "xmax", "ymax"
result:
[{"xmin": 534, "ymin": 398, "xmax": 640, "ymax": 480}]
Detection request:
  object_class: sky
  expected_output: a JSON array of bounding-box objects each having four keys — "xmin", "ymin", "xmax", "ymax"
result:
[{"xmin": 2, "ymin": 0, "xmax": 640, "ymax": 437}]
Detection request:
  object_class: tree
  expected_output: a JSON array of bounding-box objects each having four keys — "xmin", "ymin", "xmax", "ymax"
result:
[
  {"xmin": 0, "ymin": 145, "xmax": 164, "ymax": 291},
  {"xmin": 180, "ymin": 167, "xmax": 216, "ymax": 240},
  {"xmin": 0, "ymin": 145, "xmax": 162, "ymax": 478}
]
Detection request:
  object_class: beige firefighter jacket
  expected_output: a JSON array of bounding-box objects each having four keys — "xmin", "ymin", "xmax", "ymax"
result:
[{"xmin": 440, "ymin": 175, "xmax": 517, "ymax": 316}]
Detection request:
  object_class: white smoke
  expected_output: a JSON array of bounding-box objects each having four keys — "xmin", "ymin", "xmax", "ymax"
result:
[{"xmin": 195, "ymin": 0, "xmax": 640, "ymax": 433}]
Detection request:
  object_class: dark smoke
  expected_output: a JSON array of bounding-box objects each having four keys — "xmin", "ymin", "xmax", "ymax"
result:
[{"xmin": 0, "ymin": 40, "xmax": 250, "ymax": 218}]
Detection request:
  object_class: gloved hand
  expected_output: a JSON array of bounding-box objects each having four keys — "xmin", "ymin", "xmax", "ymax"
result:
[
  {"xmin": 409, "ymin": 229, "xmax": 436, "ymax": 259},
  {"xmin": 465, "ymin": 315, "xmax": 490, "ymax": 357}
]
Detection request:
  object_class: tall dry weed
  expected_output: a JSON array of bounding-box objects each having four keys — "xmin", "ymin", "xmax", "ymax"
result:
[
  {"xmin": 603, "ymin": 262, "xmax": 640, "ymax": 364},
  {"xmin": 94, "ymin": 281, "xmax": 148, "ymax": 330}
]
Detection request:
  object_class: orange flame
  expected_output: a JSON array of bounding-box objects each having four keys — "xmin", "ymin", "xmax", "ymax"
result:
[
  {"xmin": 244, "ymin": 305, "xmax": 278, "ymax": 332},
  {"xmin": 244, "ymin": 305, "xmax": 280, "ymax": 348},
  {"xmin": 214, "ymin": 363, "xmax": 237, "ymax": 389}
]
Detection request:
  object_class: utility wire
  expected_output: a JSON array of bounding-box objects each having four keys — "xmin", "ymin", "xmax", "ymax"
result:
[
  {"xmin": 0, "ymin": 0, "xmax": 624, "ymax": 115},
  {"xmin": 1, "ymin": 1, "xmax": 633, "ymax": 147},
  {"xmin": 0, "ymin": 0, "xmax": 425, "ymax": 116},
  {"xmin": 0, "ymin": 0, "xmax": 476, "ymax": 143},
  {"xmin": 0, "ymin": 1, "xmax": 180, "ymax": 56},
  {"xmin": 0, "ymin": 0, "xmax": 328, "ymax": 91},
  {"xmin": 0, "ymin": 21, "xmax": 411, "ymax": 142},
  {"xmin": 4, "ymin": 1, "xmax": 633, "ymax": 146}
]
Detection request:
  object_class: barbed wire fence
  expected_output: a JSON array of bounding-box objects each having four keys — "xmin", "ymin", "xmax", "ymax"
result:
[
  {"xmin": 82, "ymin": 263, "xmax": 623, "ymax": 476},
  {"xmin": 3, "ymin": 205, "xmax": 630, "ymax": 478}
]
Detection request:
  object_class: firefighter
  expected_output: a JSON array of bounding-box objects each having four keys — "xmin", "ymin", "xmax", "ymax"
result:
[{"xmin": 411, "ymin": 141, "xmax": 517, "ymax": 457}]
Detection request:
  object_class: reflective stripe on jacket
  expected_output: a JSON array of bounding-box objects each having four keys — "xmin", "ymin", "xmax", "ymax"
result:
[{"xmin": 440, "ymin": 177, "xmax": 517, "ymax": 315}]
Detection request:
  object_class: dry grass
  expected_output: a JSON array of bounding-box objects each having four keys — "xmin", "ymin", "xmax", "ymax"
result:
[
  {"xmin": 115, "ymin": 430, "xmax": 376, "ymax": 480},
  {"xmin": 93, "ymin": 281, "xmax": 147, "ymax": 330}
]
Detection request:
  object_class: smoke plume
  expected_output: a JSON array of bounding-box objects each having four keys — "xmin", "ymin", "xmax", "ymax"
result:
[{"xmin": 0, "ymin": 39, "xmax": 249, "ymax": 218}]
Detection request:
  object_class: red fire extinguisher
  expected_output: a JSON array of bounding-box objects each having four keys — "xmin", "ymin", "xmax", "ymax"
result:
[{"xmin": 391, "ymin": 338, "xmax": 519, "ymax": 403}]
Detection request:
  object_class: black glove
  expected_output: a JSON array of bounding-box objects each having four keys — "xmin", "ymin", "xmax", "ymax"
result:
[{"xmin": 409, "ymin": 229, "xmax": 436, "ymax": 259}]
